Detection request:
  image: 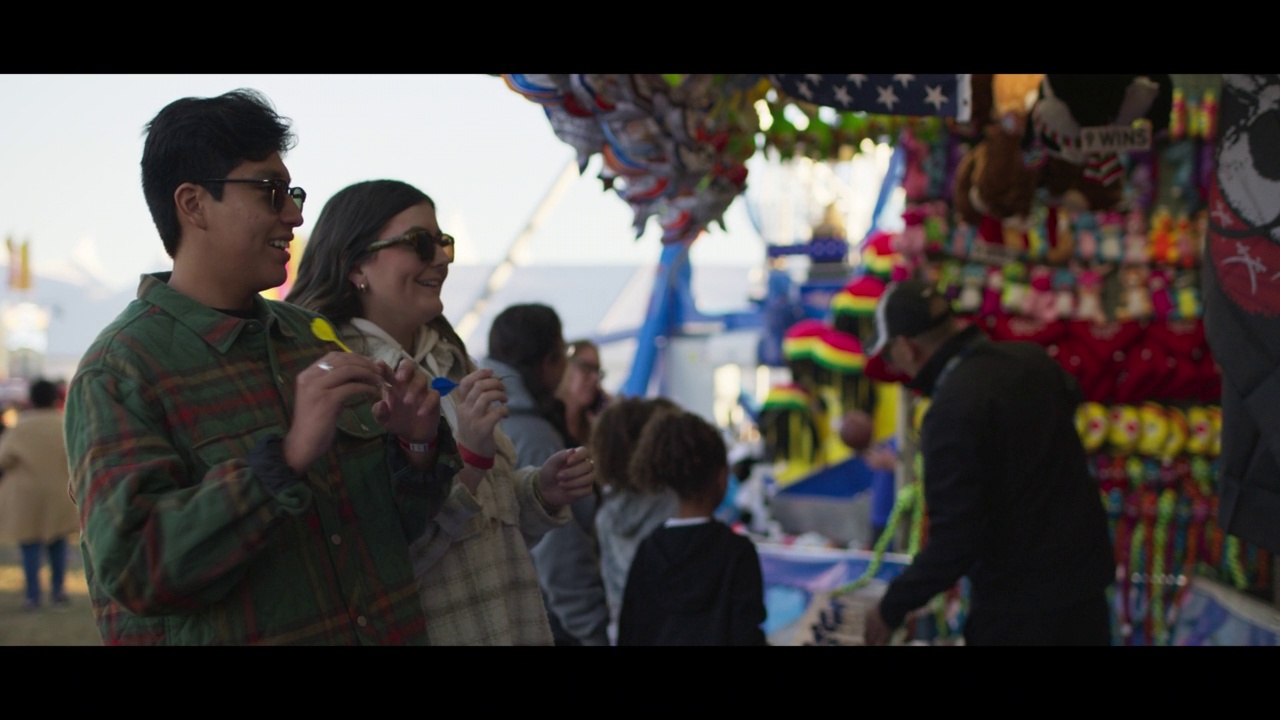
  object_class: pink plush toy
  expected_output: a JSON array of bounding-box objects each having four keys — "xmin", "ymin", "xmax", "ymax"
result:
[
  {"xmin": 1075, "ymin": 266, "xmax": 1109, "ymax": 323},
  {"xmin": 1074, "ymin": 211, "xmax": 1099, "ymax": 262},
  {"xmin": 1024, "ymin": 265, "xmax": 1058, "ymax": 322},
  {"xmin": 981, "ymin": 265, "xmax": 1004, "ymax": 317},
  {"xmin": 1149, "ymin": 267, "xmax": 1175, "ymax": 320}
]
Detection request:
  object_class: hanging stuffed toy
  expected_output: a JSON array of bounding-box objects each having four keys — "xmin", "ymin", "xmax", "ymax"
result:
[
  {"xmin": 758, "ymin": 383, "xmax": 821, "ymax": 470},
  {"xmin": 952, "ymin": 110, "xmax": 1041, "ymax": 250},
  {"xmin": 1146, "ymin": 206, "xmax": 1175, "ymax": 264},
  {"xmin": 1148, "ymin": 267, "xmax": 1176, "ymax": 320},
  {"xmin": 1076, "ymin": 401, "xmax": 1111, "ymax": 453},
  {"xmin": 1000, "ymin": 262, "xmax": 1030, "ymax": 315},
  {"xmin": 1073, "ymin": 211, "xmax": 1101, "ymax": 262},
  {"xmin": 935, "ymin": 258, "xmax": 965, "ymax": 305},
  {"xmin": 1023, "ymin": 265, "xmax": 1058, "ymax": 322},
  {"xmin": 1115, "ymin": 265, "xmax": 1154, "ymax": 322},
  {"xmin": 1029, "ymin": 74, "xmax": 1174, "ymax": 213},
  {"xmin": 817, "ymin": 328, "xmax": 876, "ymax": 418},
  {"xmin": 1075, "ymin": 265, "xmax": 1112, "ymax": 324},
  {"xmin": 1185, "ymin": 406, "xmax": 1214, "ymax": 457},
  {"xmin": 1097, "ymin": 211, "xmax": 1126, "ymax": 263},
  {"xmin": 782, "ymin": 319, "xmax": 832, "ymax": 393},
  {"xmin": 1124, "ymin": 207, "xmax": 1152, "ymax": 265},
  {"xmin": 957, "ymin": 263, "xmax": 986, "ymax": 314},
  {"xmin": 1162, "ymin": 407, "xmax": 1189, "ymax": 465},
  {"xmin": 1044, "ymin": 205, "xmax": 1076, "ymax": 265},
  {"xmin": 981, "ymin": 264, "xmax": 1005, "ymax": 317},
  {"xmin": 901, "ymin": 125, "xmax": 932, "ymax": 203},
  {"xmin": 1136, "ymin": 402, "xmax": 1171, "ymax": 459},
  {"xmin": 1170, "ymin": 210, "xmax": 1200, "ymax": 269},
  {"xmin": 860, "ymin": 230, "xmax": 904, "ymax": 282},
  {"xmin": 1172, "ymin": 269, "xmax": 1203, "ymax": 319},
  {"xmin": 1108, "ymin": 404, "xmax": 1142, "ymax": 455},
  {"xmin": 1053, "ymin": 266, "xmax": 1078, "ymax": 320},
  {"xmin": 830, "ymin": 274, "xmax": 886, "ymax": 349}
]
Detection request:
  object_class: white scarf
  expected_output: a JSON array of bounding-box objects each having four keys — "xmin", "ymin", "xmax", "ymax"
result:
[{"xmin": 346, "ymin": 317, "xmax": 472, "ymax": 433}]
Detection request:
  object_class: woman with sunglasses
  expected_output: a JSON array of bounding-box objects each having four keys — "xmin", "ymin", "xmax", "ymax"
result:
[{"xmin": 286, "ymin": 180, "xmax": 596, "ymax": 645}]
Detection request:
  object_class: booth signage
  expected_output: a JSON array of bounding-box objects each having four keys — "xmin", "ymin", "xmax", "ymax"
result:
[{"xmin": 1080, "ymin": 121, "xmax": 1153, "ymax": 154}]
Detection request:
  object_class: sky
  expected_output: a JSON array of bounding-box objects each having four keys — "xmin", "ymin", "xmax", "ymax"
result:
[{"xmin": 0, "ymin": 74, "xmax": 772, "ymax": 293}]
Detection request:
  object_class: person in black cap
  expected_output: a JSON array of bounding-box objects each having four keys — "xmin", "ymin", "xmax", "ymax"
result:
[{"xmin": 861, "ymin": 279, "xmax": 1115, "ymax": 646}]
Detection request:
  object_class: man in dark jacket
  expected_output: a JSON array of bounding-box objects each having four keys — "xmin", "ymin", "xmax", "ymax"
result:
[{"xmin": 861, "ymin": 280, "xmax": 1115, "ymax": 646}]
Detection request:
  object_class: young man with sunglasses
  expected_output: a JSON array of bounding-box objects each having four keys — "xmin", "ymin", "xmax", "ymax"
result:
[{"xmin": 63, "ymin": 88, "xmax": 456, "ymax": 645}]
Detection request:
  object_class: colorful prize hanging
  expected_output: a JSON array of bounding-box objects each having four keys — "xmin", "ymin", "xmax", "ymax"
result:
[
  {"xmin": 815, "ymin": 328, "xmax": 873, "ymax": 416},
  {"xmin": 757, "ymin": 383, "xmax": 820, "ymax": 486},
  {"xmin": 782, "ymin": 318, "xmax": 832, "ymax": 393},
  {"xmin": 830, "ymin": 273, "xmax": 886, "ymax": 350}
]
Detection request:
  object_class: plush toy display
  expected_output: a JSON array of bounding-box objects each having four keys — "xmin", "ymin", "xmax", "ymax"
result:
[
  {"xmin": 1027, "ymin": 74, "xmax": 1174, "ymax": 214},
  {"xmin": 953, "ymin": 112, "xmax": 1040, "ymax": 249}
]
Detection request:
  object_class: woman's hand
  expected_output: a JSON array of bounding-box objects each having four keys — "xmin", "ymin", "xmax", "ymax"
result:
[
  {"xmin": 372, "ymin": 358, "xmax": 441, "ymax": 448},
  {"xmin": 450, "ymin": 368, "xmax": 509, "ymax": 459},
  {"xmin": 538, "ymin": 446, "xmax": 596, "ymax": 509}
]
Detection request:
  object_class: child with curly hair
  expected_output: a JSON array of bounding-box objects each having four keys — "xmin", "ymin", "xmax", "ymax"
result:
[
  {"xmin": 616, "ymin": 410, "xmax": 768, "ymax": 646},
  {"xmin": 590, "ymin": 396, "xmax": 680, "ymax": 644}
]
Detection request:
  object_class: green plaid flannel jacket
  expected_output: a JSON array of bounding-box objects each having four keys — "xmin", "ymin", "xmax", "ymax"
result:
[{"xmin": 65, "ymin": 272, "xmax": 456, "ymax": 645}]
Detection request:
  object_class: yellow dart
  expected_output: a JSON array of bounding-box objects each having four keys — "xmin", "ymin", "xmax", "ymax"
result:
[{"xmin": 311, "ymin": 317, "xmax": 353, "ymax": 353}]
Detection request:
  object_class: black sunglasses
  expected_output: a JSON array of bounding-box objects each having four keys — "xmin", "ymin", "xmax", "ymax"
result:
[
  {"xmin": 199, "ymin": 178, "xmax": 306, "ymax": 213},
  {"xmin": 366, "ymin": 228, "xmax": 456, "ymax": 262}
]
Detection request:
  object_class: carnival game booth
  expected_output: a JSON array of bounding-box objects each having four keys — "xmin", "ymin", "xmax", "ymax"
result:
[{"xmin": 501, "ymin": 74, "xmax": 1278, "ymax": 645}]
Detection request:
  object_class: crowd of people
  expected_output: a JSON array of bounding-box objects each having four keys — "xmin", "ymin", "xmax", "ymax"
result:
[
  {"xmin": 40, "ymin": 88, "xmax": 765, "ymax": 646},
  {"xmin": 1, "ymin": 86, "xmax": 1118, "ymax": 647}
]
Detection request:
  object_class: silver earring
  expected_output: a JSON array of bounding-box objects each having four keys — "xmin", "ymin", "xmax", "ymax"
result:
[{"xmin": 358, "ymin": 283, "xmax": 368, "ymax": 293}]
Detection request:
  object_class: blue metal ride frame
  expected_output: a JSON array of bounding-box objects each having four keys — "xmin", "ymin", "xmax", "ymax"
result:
[{"xmin": 617, "ymin": 137, "xmax": 907, "ymax": 401}]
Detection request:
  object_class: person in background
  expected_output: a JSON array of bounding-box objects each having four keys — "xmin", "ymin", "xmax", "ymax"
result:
[
  {"xmin": 0, "ymin": 379, "xmax": 79, "ymax": 612},
  {"xmin": 484, "ymin": 303, "xmax": 609, "ymax": 646},
  {"xmin": 860, "ymin": 280, "xmax": 1114, "ymax": 646},
  {"xmin": 287, "ymin": 180, "xmax": 596, "ymax": 645},
  {"xmin": 558, "ymin": 339, "xmax": 610, "ymax": 446},
  {"xmin": 617, "ymin": 408, "xmax": 767, "ymax": 645},
  {"xmin": 64, "ymin": 89, "xmax": 452, "ymax": 645},
  {"xmin": 839, "ymin": 408, "xmax": 899, "ymax": 549},
  {"xmin": 590, "ymin": 395, "xmax": 680, "ymax": 644}
]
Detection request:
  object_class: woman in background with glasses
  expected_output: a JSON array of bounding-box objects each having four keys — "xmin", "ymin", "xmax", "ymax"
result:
[
  {"xmin": 558, "ymin": 339, "xmax": 611, "ymax": 447},
  {"xmin": 286, "ymin": 179, "xmax": 596, "ymax": 645}
]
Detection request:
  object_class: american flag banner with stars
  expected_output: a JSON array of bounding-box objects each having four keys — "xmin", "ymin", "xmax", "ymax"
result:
[{"xmin": 767, "ymin": 74, "xmax": 972, "ymax": 122}]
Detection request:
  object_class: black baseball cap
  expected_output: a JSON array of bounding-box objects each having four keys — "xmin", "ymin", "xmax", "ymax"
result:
[{"xmin": 865, "ymin": 280, "xmax": 952, "ymax": 381}]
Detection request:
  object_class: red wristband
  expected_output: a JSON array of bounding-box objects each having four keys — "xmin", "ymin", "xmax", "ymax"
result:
[
  {"xmin": 457, "ymin": 443, "xmax": 495, "ymax": 470},
  {"xmin": 398, "ymin": 435, "xmax": 437, "ymax": 453}
]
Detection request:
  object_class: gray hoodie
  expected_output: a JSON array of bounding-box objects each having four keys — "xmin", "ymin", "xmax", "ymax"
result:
[
  {"xmin": 480, "ymin": 356, "xmax": 610, "ymax": 646},
  {"xmin": 596, "ymin": 485, "xmax": 679, "ymax": 645}
]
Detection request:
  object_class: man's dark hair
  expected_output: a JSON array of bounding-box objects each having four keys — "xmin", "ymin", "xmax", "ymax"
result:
[
  {"xmin": 488, "ymin": 303, "xmax": 564, "ymax": 408},
  {"xmin": 140, "ymin": 88, "xmax": 296, "ymax": 258},
  {"xmin": 29, "ymin": 378, "xmax": 57, "ymax": 409}
]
